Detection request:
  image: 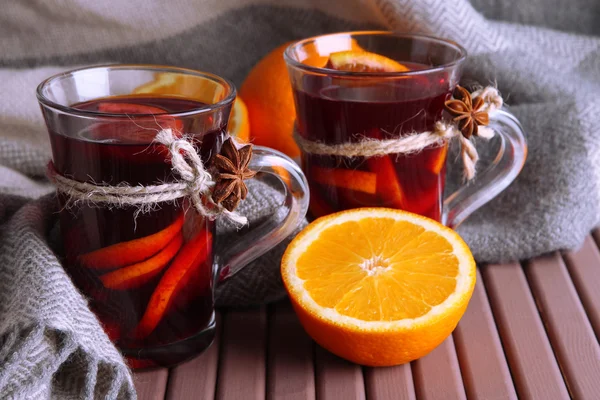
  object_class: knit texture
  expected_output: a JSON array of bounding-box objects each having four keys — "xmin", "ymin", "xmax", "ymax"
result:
[
  {"xmin": 0, "ymin": 195, "xmax": 136, "ymax": 399},
  {"xmin": 1, "ymin": 0, "xmax": 599, "ymax": 398}
]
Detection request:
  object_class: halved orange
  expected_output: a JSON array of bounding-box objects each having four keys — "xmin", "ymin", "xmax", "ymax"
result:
[
  {"xmin": 281, "ymin": 208, "xmax": 476, "ymax": 366},
  {"xmin": 327, "ymin": 50, "xmax": 410, "ymax": 73}
]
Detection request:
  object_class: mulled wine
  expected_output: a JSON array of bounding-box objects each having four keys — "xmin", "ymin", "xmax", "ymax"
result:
[
  {"xmin": 294, "ymin": 62, "xmax": 450, "ymax": 221},
  {"xmin": 39, "ymin": 65, "xmax": 311, "ymax": 371},
  {"xmin": 47, "ymin": 95, "xmax": 223, "ymax": 368}
]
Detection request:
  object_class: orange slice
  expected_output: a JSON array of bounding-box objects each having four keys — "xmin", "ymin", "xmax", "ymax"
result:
[
  {"xmin": 281, "ymin": 208, "xmax": 476, "ymax": 366},
  {"xmin": 368, "ymin": 155, "xmax": 406, "ymax": 208},
  {"xmin": 311, "ymin": 166, "xmax": 377, "ymax": 194},
  {"xmin": 429, "ymin": 143, "xmax": 449, "ymax": 175},
  {"xmin": 227, "ymin": 98, "xmax": 250, "ymax": 142},
  {"xmin": 303, "ymin": 37, "xmax": 365, "ymax": 68},
  {"xmin": 134, "ymin": 229, "xmax": 213, "ymax": 339},
  {"xmin": 133, "ymin": 73, "xmax": 226, "ymax": 104},
  {"xmin": 132, "ymin": 73, "xmax": 249, "ymax": 142},
  {"xmin": 327, "ymin": 51, "xmax": 410, "ymax": 73},
  {"xmin": 79, "ymin": 214, "xmax": 184, "ymax": 270},
  {"xmin": 99, "ymin": 234, "xmax": 183, "ymax": 290},
  {"xmin": 90, "ymin": 102, "xmax": 184, "ymax": 142}
]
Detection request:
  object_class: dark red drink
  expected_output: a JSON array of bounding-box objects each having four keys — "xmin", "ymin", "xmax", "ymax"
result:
[
  {"xmin": 46, "ymin": 95, "xmax": 223, "ymax": 368},
  {"xmin": 294, "ymin": 62, "xmax": 451, "ymax": 221}
]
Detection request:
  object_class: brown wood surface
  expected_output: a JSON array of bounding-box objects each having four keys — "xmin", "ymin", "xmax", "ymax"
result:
[
  {"xmin": 133, "ymin": 238, "xmax": 600, "ymax": 400},
  {"xmin": 453, "ymin": 269, "xmax": 517, "ymax": 399},
  {"xmin": 526, "ymin": 253, "xmax": 600, "ymax": 399},
  {"xmin": 165, "ymin": 314, "xmax": 221, "ymax": 400},
  {"xmin": 563, "ymin": 236, "xmax": 600, "ymax": 339},
  {"xmin": 267, "ymin": 302, "xmax": 315, "ymax": 400},
  {"xmin": 315, "ymin": 345, "xmax": 366, "ymax": 400},
  {"xmin": 412, "ymin": 336, "xmax": 466, "ymax": 400},
  {"xmin": 216, "ymin": 307, "xmax": 267, "ymax": 400},
  {"xmin": 482, "ymin": 262, "xmax": 570, "ymax": 400},
  {"xmin": 134, "ymin": 369, "xmax": 168, "ymax": 400},
  {"xmin": 364, "ymin": 364, "xmax": 415, "ymax": 400}
]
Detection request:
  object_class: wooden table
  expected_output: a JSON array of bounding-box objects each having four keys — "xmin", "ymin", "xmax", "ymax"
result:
[{"xmin": 134, "ymin": 231, "xmax": 600, "ymax": 400}]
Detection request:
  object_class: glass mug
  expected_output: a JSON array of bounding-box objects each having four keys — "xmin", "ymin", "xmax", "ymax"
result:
[
  {"xmin": 37, "ymin": 65, "xmax": 308, "ymax": 369},
  {"xmin": 284, "ymin": 31, "xmax": 526, "ymax": 227}
]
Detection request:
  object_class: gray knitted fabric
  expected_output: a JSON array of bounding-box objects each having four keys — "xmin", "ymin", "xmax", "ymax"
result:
[
  {"xmin": 0, "ymin": 0, "xmax": 599, "ymax": 398},
  {"xmin": 0, "ymin": 194, "xmax": 136, "ymax": 399}
]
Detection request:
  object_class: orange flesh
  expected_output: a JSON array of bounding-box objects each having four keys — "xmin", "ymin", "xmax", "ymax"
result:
[{"xmin": 296, "ymin": 217, "xmax": 458, "ymax": 321}]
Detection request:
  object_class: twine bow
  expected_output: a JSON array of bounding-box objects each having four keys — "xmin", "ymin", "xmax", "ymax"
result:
[{"xmin": 48, "ymin": 129, "xmax": 248, "ymax": 225}]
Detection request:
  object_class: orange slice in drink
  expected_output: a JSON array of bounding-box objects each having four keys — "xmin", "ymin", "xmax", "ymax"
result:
[
  {"xmin": 133, "ymin": 73, "xmax": 226, "ymax": 104},
  {"xmin": 132, "ymin": 73, "xmax": 250, "ymax": 142},
  {"xmin": 99, "ymin": 234, "xmax": 184, "ymax": 290},
  {"xmin": 134, "ymin": 229, "xmax": 213, "ymax": 339},
  {"xmin": 281, "ymin": 208, "xmax": 476, "ymax": 366},
  {"xmin": 79, "ymin": 214, "xmax": 184, "ymax": 270},
  {"xmin": 326, "ymin": 51, "xmax": 409, "ymax": 73},
  {"xmin": 429, "ymin": 144, "xmax": 449, "ymax": 175},
  {"xmin": 310, "ymin": 166, "xmax": 377, "ymax": 194},
  {"xmin": 90, "ymin": 102, "xmax": 184, "ymax": 143},
  {"xmin": 227, "ymin": 98, "xmax": 250, "ymax": 142}
]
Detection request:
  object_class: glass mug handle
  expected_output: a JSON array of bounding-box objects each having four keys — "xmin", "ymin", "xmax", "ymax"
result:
[
  {"xmin": 213, "ymin": 146, "xmax": 309, "ymax": 282},
  {"xmin": 443, "ymin": 109, "xmax": 528, "ymax": 228}
]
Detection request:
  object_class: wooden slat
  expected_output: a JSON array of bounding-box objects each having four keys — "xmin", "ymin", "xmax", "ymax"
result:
[
  {"xmin": 453, "ymin": 269, "xmax": 517, "ymax": 399},
  {"xmin": 166, "ymin": 314, "xmax": 221, "ymax": 400},
  {"xmin": 482, "ymin": 262, "xmax": 569, "ymax": 400},
  {"xmin": 133, "ymin": 369, "xmax": 168, "ymax": 400},
  {"xmin": 315, "ymin": 345, "xmax": 366, "ymax": 400},
  {"xmin": 267, "ymin": 301, "xmax": 315, "ymax": 400},
  {"xmin": 216, "ymin": 307, "xmax": 267, "ymax": 400},
  {"xmin": 526, "ymin": 254, "xmax": 600, "ymax": 399},
  {"xmin": 364, "ymin": 365, "xmax": 415, "ymax": 400},
  {"xmin": 563, "ymin": 236, "xmax": 600, "ymax": 339},
  {"xmin": 411, "ymin": 336, "xmax": 466, "ymax": 400}
]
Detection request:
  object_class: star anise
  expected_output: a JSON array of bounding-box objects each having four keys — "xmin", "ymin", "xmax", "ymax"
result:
[
  {"xmin": 212, "ymin": 138, "xmax": 256, "ymax": 211},
  {"xmin": 444, "ymin": 86, "xmax": 490, "ymax": 139}
]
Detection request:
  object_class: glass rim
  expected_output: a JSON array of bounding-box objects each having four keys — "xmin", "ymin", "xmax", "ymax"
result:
[
  {"xmin": 36, "ymin": 63, "xmax": 237, "ymax": 119},
  {"xmin": 283, "ymin": 30, "xmax": 468, "ymax": 78}
]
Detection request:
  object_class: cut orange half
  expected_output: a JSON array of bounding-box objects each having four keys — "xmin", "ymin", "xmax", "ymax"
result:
[
  {"xmin": 327, "ymin": 51, "xmax": 410, "ymax": 73},
  {"xmin": 281, "ymin": 208, "xmax": 476, "ymax": 366}
]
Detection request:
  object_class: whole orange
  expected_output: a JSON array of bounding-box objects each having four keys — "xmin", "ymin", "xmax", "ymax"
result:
[{"xmin": 239, "ymin": 42, "xmax": 299, "ymax": 158}]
